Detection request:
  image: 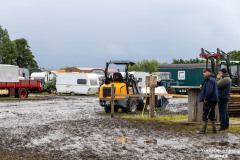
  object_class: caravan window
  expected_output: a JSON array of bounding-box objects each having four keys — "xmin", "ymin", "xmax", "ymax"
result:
[
  {"xmin": 77, "ymin": 79, "xmax": 87, "ymax": 84},
  {"xmin": 90, "ymin": 79, "xmax": 98, "ymax": 86}
]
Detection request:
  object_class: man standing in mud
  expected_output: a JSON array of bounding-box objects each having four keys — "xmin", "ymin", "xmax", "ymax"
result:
[
  {"xmin": 197, "ymin": 68, "xmax": 218, "ymax": 134},
  {"xmin": 217, "ymin": 68, "xmax": 232, "ymax": 131}
]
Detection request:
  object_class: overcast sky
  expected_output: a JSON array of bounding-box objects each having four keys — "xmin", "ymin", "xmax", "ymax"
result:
[{"xmin": 1, "ymin": 0, "xmax": 240, "ymax": 69}]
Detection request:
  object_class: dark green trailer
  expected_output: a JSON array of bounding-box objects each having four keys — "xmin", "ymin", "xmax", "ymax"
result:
[{"xmin": 158, "ymin": 63, "xmax": 206, "ymax": 87}]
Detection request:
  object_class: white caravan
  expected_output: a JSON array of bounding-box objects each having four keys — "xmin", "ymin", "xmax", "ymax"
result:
[
  {"xmin": 56, "ymin": 73, "xmax": 99, "ymax": 95},
  {"xmin": 129, "ymin": 71, "xmax": 150, "ymax": 90}
]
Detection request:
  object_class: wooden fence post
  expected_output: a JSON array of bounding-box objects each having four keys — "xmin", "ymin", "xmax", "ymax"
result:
[
  {"xmin": 111, "ymin": 84, "xmax": 115, "ymax": 118},
  {"xmin": 150, "ymin": 76, "xmax": 156, "ymax": 118}
]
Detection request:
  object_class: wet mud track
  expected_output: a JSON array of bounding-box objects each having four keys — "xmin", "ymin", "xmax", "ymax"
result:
[{"xmin": 0, "ymin": 96, "xmax": 239, "ymax": 159}]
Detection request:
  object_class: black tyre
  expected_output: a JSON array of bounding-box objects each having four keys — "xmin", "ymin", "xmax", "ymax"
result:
[
  {"xmin": 114, "ymin": 106, "xmax": 119, "ymax": 113},
  {"xmin": 48, "ymin": 88, "xmax": 56, "ymax": 94},
  {"xmin": 104, "ymin": 106, "xmax": 111, "ymax": 113},
  {"xmin": 70, "ymin": 92, "xmax": 75, "ymax": 96},
  {"xmin": 167, "ymin": 88, "xmax": 176, "ymax": 94},
  {"xmin": 18, "ymin": 88, "xmax": 28, "ymax": 99},
  {"xmin": 127, "ymin": 98, "xmax": 137, "ymax": 113}
]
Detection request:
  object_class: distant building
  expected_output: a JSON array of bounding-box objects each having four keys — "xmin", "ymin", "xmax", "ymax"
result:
[
  {"xmin": 64, "ymin": 67, "xmax": 118, "ymax": 75},
  {"xmin": 158, "ymin": 63, "xmax": 206, "ymax": 86}
]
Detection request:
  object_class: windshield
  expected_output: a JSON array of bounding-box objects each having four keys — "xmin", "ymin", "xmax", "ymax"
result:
[{"xmin": 220, "ymin": 64, "xmax": 237, "ymax": 76}]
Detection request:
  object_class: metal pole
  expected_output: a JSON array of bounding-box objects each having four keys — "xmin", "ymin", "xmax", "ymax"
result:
[{"xmin": 111, "ymin": 84, "xmax": 115, "ymax": 118}]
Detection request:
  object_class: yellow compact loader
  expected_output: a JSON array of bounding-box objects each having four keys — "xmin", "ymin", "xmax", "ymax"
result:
[{"xmin": 99, "ymin": 61, "xmax": 144, "ymax": 113}]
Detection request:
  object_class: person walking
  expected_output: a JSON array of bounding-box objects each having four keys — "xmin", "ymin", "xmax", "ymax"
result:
[
  {"xmin": 217, "ymin": 68, "xmax": 232, "ymax": 131},
  {"xmin": 197, "ymin": 68, "xmax": 218, "ymax": 134}
]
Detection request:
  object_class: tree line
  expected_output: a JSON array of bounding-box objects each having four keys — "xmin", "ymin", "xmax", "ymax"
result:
[
  {"xmin": 0, "ymin": 26, "xmax": 38, "ymax": 68},
  {"xmin": 129, "ymin": 52, "xmax": 240, "ymax": 73}
]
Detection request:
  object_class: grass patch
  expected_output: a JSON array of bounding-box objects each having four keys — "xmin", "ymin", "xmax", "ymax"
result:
[
  {"xmin": 122, "ymin": 114, "xmax": 240, "ymax": 133},
  {"xmin": 0, "ymin": 149, "xmax": 48, "ymax": 160},
  {"xmin": 123, "ymin": 115, "xmax": 187, "ymax": 123},
  {"xmin": 230, "ymin": 117, "xmax": 240, "ymax": 121}
]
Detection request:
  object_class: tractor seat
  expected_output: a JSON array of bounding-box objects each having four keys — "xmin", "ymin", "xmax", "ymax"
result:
[{"xmin": 113, "ymin": 72, "xmax": 124, "ymax": 82}]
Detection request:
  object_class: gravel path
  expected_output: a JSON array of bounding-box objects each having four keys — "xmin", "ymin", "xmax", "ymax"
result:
[{"xmin": 0, "ymin": 96, "xmax": 239, "ymax": 159}]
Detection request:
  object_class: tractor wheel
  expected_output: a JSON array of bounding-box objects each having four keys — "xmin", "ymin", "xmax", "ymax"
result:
[
  {"xmin": 104, "ymin": 106, "xmax": 111, "ymax": 113},
  {"xmin": 48, "ymin": 88, "xmax": 56, "ymax": 94},
  {"xmin": 70, "ymin": 92, "xmax": 75, "ymax": 96},
  {"xmin": 167, "ymin": 88, "xmax": 176, "ymax": 94},
  {"xmin": 127, "ymin": 98, "xmax": 137, "ymax": 113},
  {"xmin": 114, "ymin": 106, "xmax": 119, "ymax": 113},
  {"xmin": 18, "ymin": 88, "xmax": 28, "ymax": 99}
]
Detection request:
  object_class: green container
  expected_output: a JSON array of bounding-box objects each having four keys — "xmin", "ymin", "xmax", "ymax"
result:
[{"xmin": 159, "ymin": 64, "xmax": 206, "ymax": 87}]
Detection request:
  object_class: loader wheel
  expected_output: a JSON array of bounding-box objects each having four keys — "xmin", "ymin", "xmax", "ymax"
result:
[
  {"xmin": 70, "ymin": 92, "xmax": 75, "ymax": 96},
  {"xmin": 18, "ymin": 88, "xmax": 28, "ymax": 99},
  {"xmin": 127, "ymin": 98, "xmax": 137, "ymax": 113},
  {"xmin": 104, "ymin": 106, "xmax": 111, "ymax": 113}
]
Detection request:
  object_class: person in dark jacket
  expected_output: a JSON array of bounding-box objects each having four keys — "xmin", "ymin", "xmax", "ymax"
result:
[
  {"xmin": 217, "ymin": 68, "xmax": 232, "ymax": 131},
  {"xmin": 197, "ymin": 68, "xmax": 218, "ymax": 134}
]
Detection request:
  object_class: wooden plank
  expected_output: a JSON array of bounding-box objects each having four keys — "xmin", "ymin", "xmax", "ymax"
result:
[
  {"xmin": 230, "ymin": 95, "xmax": 240, "ymax": 98},
  {"xmin": 103, "ymin": 93, "xmax": 239, "ymax": 99},
  {"xmin": 171, "ymin": 86, "xmax": 240, "ymax": 92},
  {"xmin": 113, "ymin": 93, "xmax": 188, "ymax": 98},
  {"xmin": 171, "ymin": 86, "xmax": 200, "ymax": 89},
  {"xmin": 155, "ymin": 93, "xmax": 188, "ymax": 98},
  {"xmin": 188, "ymin": 89, "xmax": 198, "ymax": 122},
  {"xmin": 188, "ymin": 88, "xmax": 220, "ymax": 122}
]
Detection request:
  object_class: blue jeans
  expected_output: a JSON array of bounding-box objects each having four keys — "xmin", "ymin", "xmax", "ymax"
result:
[{"xmin": 218, "ymin": 98, "xmax": 229, "ymax": 128}]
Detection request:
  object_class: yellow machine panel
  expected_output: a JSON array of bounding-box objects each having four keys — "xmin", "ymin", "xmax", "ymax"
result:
[{"xmin": 99, "ymin": 82, "xmax": 133, "ymax": 100}]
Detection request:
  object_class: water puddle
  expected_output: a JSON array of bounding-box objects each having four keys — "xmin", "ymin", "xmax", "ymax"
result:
[
  {"xmin": 137, "ymin": 138, "xmax": 180, "ymax": 146},
  {"xmin": 115, "ymin": 137, "xmax": 184, "ymax": 148}
]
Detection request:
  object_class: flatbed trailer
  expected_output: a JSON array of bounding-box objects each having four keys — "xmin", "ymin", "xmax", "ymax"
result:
[{"xmin": 0, "ymin": 79, "xmax": 42, "ymax": 99}]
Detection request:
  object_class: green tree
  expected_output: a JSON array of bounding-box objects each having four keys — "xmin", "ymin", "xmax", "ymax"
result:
[
  {"xmin": 0, "ymin": 26, "xmax": 18, "ymax": 64},
  {"xmin": 14, "ymin": 38, "xmax": 38, "ymax": 68},
  {"xmin": 129, "ymin": 59, "xmax": 160, "ymax": 73},
  {"xmin": 228, "ymin": 50, "xmax": 240, "ymax": 61},
  {"xmin": 0, "ymin": 26, "xmax": 38, "ymax": 68},
  {"xmin": 172, "ymin": 58, "xmax": 205, "ymax": 64}
]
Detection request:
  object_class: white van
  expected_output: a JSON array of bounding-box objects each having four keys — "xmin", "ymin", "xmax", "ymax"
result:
[{"xmin": 56, "ymin": 73, "xmax": 99, "ymax": 95}]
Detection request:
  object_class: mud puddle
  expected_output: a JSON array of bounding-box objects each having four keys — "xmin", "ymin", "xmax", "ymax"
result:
[{"xmin": 115, "ymin": 137, "xmax": 187, "ymax": 149}]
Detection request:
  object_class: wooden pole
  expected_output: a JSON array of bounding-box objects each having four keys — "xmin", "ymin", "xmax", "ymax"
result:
[
  {"xmin": 111, "ymin": 84, "xmax": 115, "ymax": 118},
  {"xmin": 150, "ymin": 76, "xmax": 156, "ymax": 118}
]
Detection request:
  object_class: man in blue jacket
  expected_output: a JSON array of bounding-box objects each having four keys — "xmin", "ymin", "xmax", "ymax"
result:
[{"xmin": 197, "ymin": 68, "xmax": 218, "ymax": 134}]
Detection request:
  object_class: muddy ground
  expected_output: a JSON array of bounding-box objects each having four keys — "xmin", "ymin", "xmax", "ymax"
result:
[{"xmin": 0, "ymin": 95, "xmax": 239, "ymax": 160}]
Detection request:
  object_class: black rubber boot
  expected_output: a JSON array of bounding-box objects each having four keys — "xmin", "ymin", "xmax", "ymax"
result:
[
  {"xmin": 196, "ymin": 121, "xmax": 207, "ymax": 134},
  {"xmin": 217, "ymin": 126, "xmax": 226, "ymax": 131},
  {"xmin": 212, "ymin": 121, "xmax": 217, "ymax": 134}
]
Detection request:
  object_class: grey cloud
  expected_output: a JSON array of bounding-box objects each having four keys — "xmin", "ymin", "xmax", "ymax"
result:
[{"xmin": 0, "ymin": 0, "xmax": 240, "ymax": 68}]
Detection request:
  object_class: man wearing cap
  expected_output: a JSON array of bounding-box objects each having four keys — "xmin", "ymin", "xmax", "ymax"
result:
[
  {"xmin": 197, "ymin": 68, "xmax": 218, "ymax": 134},
  {"xmin": 217, "ymin": 68, "xmax": 232, "ymax": 131}
]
